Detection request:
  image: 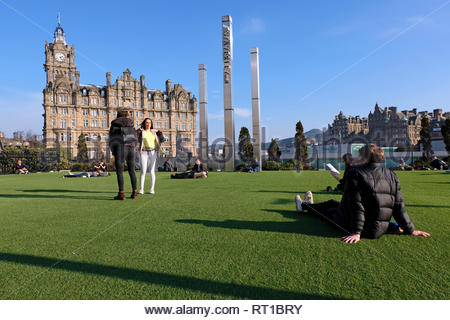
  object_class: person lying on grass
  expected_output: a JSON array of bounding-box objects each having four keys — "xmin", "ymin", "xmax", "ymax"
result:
[
  {"xmin": 295, "ymin": 144, "xmax": 430, "ymax": 244},
  {"xmin": 170, "ymin": 158, "xmax": 208, "ymax": 179}
]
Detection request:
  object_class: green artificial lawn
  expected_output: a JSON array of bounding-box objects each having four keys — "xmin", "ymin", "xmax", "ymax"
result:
[{"xmin": 0, "ymin": 170, "xmax": 448, "ymax": 300}]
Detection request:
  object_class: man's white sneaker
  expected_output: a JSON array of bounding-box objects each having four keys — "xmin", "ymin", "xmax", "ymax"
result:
[
  {"xmin": 149, "ymin": 190, "xmax": 155, "ymax": 194},
  {"xmin": 138, "ymin": 190, "xmax": 144, "ymax": 195},
  {"xmin": 304, "ymin": 191, "xmax": 314, "ymax": 204},
  {"xmin": 295, "ymin": 195, "xmax": 303, "ymax": 213}
]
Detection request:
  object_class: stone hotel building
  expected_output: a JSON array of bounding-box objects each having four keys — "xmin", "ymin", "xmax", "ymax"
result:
[{"xmin": 43, "ymin": 21, "xmax": 197, "ymax": 159}]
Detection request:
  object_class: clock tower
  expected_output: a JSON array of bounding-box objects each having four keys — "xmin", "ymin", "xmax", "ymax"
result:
[
  {"xmin": 43, "ymin": 14, "xmax": 79, "ymax": 150},
  {"xmin": 43, "ymin": 14, "xmax": 78, "ymax": 87}
]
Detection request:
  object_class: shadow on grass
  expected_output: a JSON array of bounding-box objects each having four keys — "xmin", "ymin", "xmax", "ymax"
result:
[
  {"xmin": 417, "ymin": 181, "xmax": 450, "ymax": 184},
  {"xmin": 176, "ymin": 211, "xmax": 341, "ymax": 239},
  {"xmin": 406, "ymin": 204, "xmax": 450, "ymax": 209},
  {"xmin": 20, "ymin": 189, "xmax": 109, "ymax": 193},
  {"xmin": 0, "ymin": 252, "xmax": 339, "ymax": 300},
  {"xmin": 255, "ymin": 190, "xmax": 338, "ymax": 195},
  {"xmin": 0, "ymin": 194, "xmax": 109, "ymax": 201}
]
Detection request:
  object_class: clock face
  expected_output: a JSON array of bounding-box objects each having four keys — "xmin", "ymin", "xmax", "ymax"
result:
[{"xmin": 55, "ymin": 53, "xmax": 65, "ymax": 62}]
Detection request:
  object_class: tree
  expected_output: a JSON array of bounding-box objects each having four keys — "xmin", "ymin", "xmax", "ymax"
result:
[
  {"xmin": 419, "ymin": 117, "xmax": 433, "ymax": 161},
  {"xmin": 238, "ymin": 127, "xmax": 253, "ymax": 163},
  {"xmin": 294, "ymin": 121, "xmax": 308, "ymax": 169},
  {"xmin": 441, "ymin": 118, "xmax": 450, "ymax": 155},
  {"xmin": 77, "ymin": 133, "xmax": 88, "ymax": 163},
  {"xmin": 97, "ymin": 134, "xmax": 105, "ymax": 161},
  {"xmin": 268, "ymin": 139, "xmax": 281, "ymax": 162}
]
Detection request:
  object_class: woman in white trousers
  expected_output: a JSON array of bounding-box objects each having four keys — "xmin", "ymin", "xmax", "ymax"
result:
[{"xmin": 138, "ymin": 118, "xmax": 161, "ymax": 194}]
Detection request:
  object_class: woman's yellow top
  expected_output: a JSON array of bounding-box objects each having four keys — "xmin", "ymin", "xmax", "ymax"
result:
[{"xmin": 142, "ymin": 130, "xmax": 157, "ymax": 150}]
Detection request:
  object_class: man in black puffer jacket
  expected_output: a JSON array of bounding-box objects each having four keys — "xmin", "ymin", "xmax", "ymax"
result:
[{"xmin": 295, "ymin": 144, "xmax": 430, "ymax": 244}]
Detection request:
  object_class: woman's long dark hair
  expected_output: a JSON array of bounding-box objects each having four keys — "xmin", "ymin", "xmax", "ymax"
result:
[{"xmin": 140, "ymin": 118, "xmax": 153, "ymax": 130}]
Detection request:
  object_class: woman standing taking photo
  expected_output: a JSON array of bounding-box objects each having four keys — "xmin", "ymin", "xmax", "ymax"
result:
[{"xmin": 137, "ymin": 118, "xmax": 161, "ymax": 194}]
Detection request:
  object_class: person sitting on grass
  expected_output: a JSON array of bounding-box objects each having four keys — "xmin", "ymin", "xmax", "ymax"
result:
[
  {"xmin": 295, "ymin": 144, "xmax": 430, "ymax": 244},
  {"xmin": 171, "ymin": 158, "xmax": 208, "ymax": 179},
  {"xmin": 94, "ymin": 161, "xmax": 107, "ymax": 174},
  {"xmin": 326, "ymin": 153, "xmax": 353, "ymax": 192},
  {"xmin": 429, "ymin": 156, "xmax": 448, "ymax": 170},
  {"xmin": 15, "ymin": 159, "xmax": 29, "ymax": 174},
  {"xmin": 244, "ymin": 158, "xmax": 260, "ymax": 173}
]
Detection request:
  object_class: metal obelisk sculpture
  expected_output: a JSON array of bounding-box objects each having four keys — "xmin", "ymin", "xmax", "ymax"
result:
[
  {"xmin": 250, "ymin": 47, "xmax": 261, "ymax": 168},
  {"xmin": 198, "ymin": 64, "xmax": 208, "ymax": 161},
  {"xmin": 222, "ymin": 15, "xmax": 235, "ymax": 171}
]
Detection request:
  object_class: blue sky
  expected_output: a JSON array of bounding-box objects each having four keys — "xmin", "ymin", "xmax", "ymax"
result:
[{"xmin": 1, "ymin": 0, "xmax": 450, "ymax": 142}]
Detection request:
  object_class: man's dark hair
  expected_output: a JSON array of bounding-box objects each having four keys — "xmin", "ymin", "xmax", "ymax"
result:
[{"xmin": 117, "ymin": 111, "xmax": 128, "ymax": 118}]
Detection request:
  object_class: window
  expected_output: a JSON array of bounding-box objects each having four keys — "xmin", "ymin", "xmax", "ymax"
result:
[
  {"xmin": 155, "ymin": 102, "xmax": 161, "ymax": 108},
  {"xmin": 113, "ymin": 92, "xmax": 117, "ymax": 96},
  {"xmin": 164, "ymin": 113, "xmax": 169, "ymax": 118},
  {"xmin": 51, "ymin": 107, "xmax": 56, "ymax": 114},
  {"xmin": 140, "ymin": 112, "xmax": 144, "ymax": 118},
  {"xmin": 132, "ymin": 101, "xmax": 135, "ymax": 108},
  {"xmin": 84, "ymin": 134, "xmax": 89, "ymax": 142},
  {"xmin": 181, "ymin": 123, "xmax": 186, "ymax": 131},
  {"xmin": 102, "ymin": 133, "xmax": 107, "ymax": 141},
  {"xmin": 92, "ymin": 134, "xmax": 97, "ymax": 142},
  {"xmin": 50, "ymin": 96, "xmax": 54, "ymax": 103},
  {"xmin": 113, "ymin": 111, "xmax": 117, "ymax": 117},
  {"xmin": 82, "ymin": 89, "xmax": 87, "ymax": 96},
  {"xmin": 90, "ymin": 98, "xmax": 98, "ymax": 105},
  {"xmin": 189, "ymin": 114, "xmax": 192, "ymax": 120},
  {"xmin": 174, "ymin": 113, "xmax": 178, "ymax": 119},
  {"xmin": 156, "ymin": 122, "xmax": 161, "ymax": 129},
  {"xmin": 138, "ymin": 101, "xmax": 141, "ymax": 107},
  {"xmin": 72, "ymin": 119, "xmax": 76, "ymax": 127},
  {"xmin": 102, "ymin": 100, "xmax": 105, "ymax": 106},
  {"xmin": 92, "ymin": 120, "xmax": 98, "ymax": 127},
  {"xmin": 51, "ymin": 118, "xmax": 56, "ymax": 127},
  {"xmin": 60, "ymin": 133, "xmax": 67, "ymax": 141},
  {"xmin": 135, "ymin": 121, "xmax": 139, "ymax": 128},
  {"xmin": 164, "ymin": 122, "xmax": 169, "ymax": 129},
  {"xmin": 83, "ymin": 120, "xmax": 89, "ymax": 127},
  {"xmin": 101, "ymin": 110, "xmax": 107, "ymax": 116},
  {"xmin": 91, "ymin": 109, "xmax": 98, "ymax": 117},
  {"xmin": 181, "ymin": 113, "xmax": 186, "ymax": 119},
  {"xmin": 156, "ymin": 112, "xmax": 161, "ymax": 118},
  {"xmin": 164, "ymin": 103, "xmax": 168, "ymax": 110},
  {"xmin": 114, "ymin": 99, "xmax": 117, "ymax": 105},
  {"xmin": 84, "ymin": 99, "xmax": 87, "ymax": 105},
  {"xmin": 175, "ymin": 123, "xmax": 178, "ymax": 130},
  {"xmin": 189, "ymin": 123, "xmax": 192, "ymax": 130},
  {"xmin": 82, "ymin": 109, "xmax": 89, "ymax": 116},
  {"xmin": 180, "ymin": 103, "xmax": 186, "ymax": 110},
  {"xmin": 149, "ymin": 103, "xmax": 153, "ymax": 109},
  {"xmin": 121, "ymin": 101, "xmax": 124, "ymax": 107},
  {"xmin": 72, "ymin": 108, "xmax": 75, "ymax": 115},
  {"xmin": 102, "ymin": 120, "xmax": 107, "ymax": 128}
]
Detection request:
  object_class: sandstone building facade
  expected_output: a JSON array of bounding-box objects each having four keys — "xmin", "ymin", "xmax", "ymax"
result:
[
  {"xmin": 324, "ymin": 103, "xmax": 449, "ymax": 147},
  {"xmin": 43, "ymin": 21, "xmax": 197, "ymax": 160}
]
